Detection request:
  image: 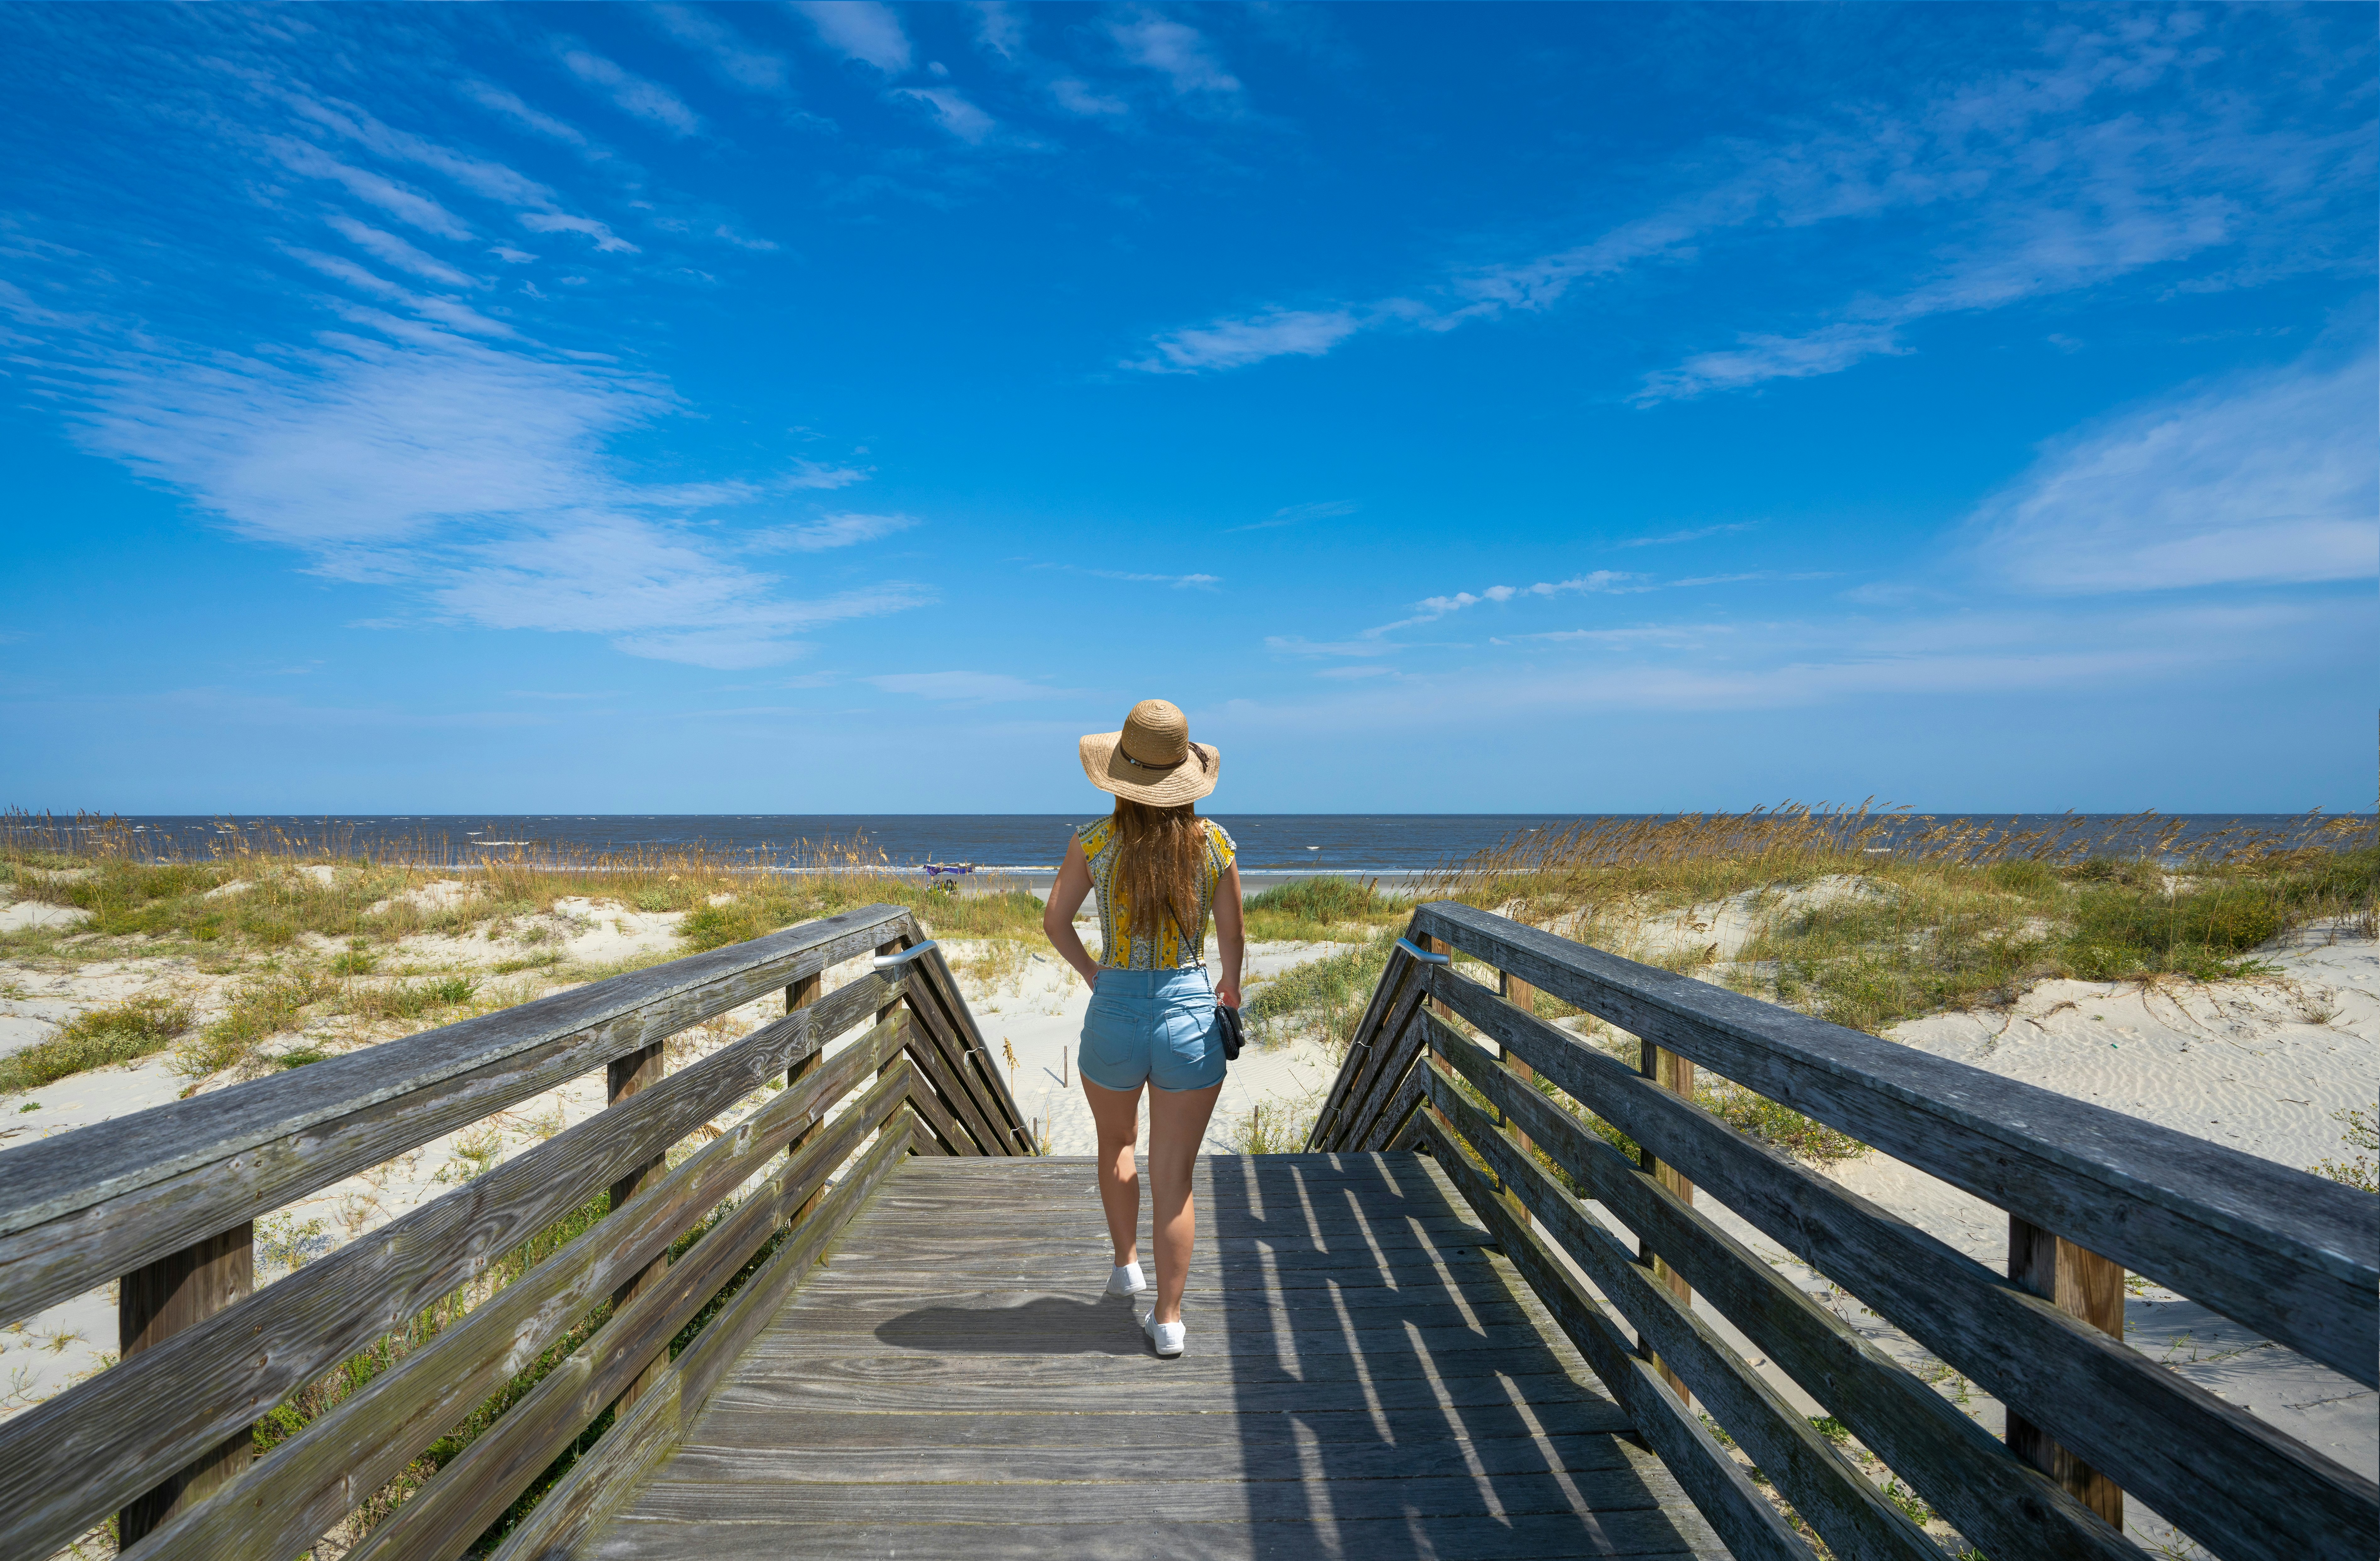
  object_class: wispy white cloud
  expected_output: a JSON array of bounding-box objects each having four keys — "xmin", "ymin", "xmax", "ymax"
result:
[
  {"xmin": 459, "ymin": 80, "xmax": 602, "ymax": 156},
  {"xmin": 267, "ymin": 138, "xmax": 472, "ymax": 238},
  {"xmin": 518, "ymin": 212, "xmax": 637, "ymax": 253},
  {"xmin": 1049, "ymin": 78, "xmax": 1129, "ymax": 117},
  {"xmin": 1106, "ymin": 10, "xmax": 1239, "ymax": 97},
  {"xmin": 969, "ymin": 1, "xmax": 1027, "ymax": 62},
  {"xmin": 748, "ymin": 512, "xmax": 919, "ymax": 552},
  {"xmin": 1229, "ymin": 498, "xmax": 1358, "ymax": 533},
  {"xmin": 1127, "ymin": 17, "xmax": 2364, "ymax": 389},
  {"xmin": 1971, "ymin": 351, "xmax": 2378, "ymax": 593},
  {"xmin": 869, "ymin": 670, "xmax": 1069, "ymax": 702},
  {"xmin": 1086, "ymin": 569, "xmax": 1219, "ymax": 588},
  {"xmin": 649, "ymin": 5, "xmax": 793, "ymax": 94},
  {"xmin": 1617, "ymin": 521, "xmax": 1757, "ymax": 548},
  {"xmin": 1128, "ymin": 308, "xmax": 1360, "ymax": 373},
  {"xmin": 794, "ymin": 1, "xmax": 912, "ymax": 74},
  {"xmin": 1409, "ymin": 571, "xmax": 1640, "ymax": 623},
  {"xmin": 561, "ymin": 47, "xmax": 702, "ymax": 137},
  {"xmin": 786, "ymin": 458, "xmax": 870, "ymax": 489},
  {"xmin": 324, "ymin": 214, "xmax": 478, "ymax": 289},
  {"xmin": 893, "ymin": 87, "xmax": 996, "ymax": 143}
]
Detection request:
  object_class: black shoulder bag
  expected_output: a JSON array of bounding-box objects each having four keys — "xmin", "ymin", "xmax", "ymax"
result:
[{"xmin": 1215, "ymin": 1002, "xmax": 1244, "ymax": 1062}]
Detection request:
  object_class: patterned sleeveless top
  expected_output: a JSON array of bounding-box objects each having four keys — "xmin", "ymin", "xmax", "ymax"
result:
[{"xmin": 1074, "ymin": 816, "xmax": 1237, "ymax": 970}]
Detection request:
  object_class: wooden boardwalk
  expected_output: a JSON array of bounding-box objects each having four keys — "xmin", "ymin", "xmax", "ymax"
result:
[{"xmin": 587, "ymin": 1152, "xmax": 1723, "ymax": 1560}]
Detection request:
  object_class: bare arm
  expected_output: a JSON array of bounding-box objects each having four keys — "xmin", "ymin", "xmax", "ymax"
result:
[
  {"xmin": 1041, "ymin": 837, "xmax": 1101, "ymax": 989},
  {"xmin": 1212, "ymin": 862, "xmax": 1245, "ymax": 1009}
]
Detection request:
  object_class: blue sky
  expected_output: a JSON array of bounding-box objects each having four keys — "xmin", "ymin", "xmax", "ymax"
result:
[{"xmin": 1, "ymin": 3, "xmax": 2372, "ymax": 814}]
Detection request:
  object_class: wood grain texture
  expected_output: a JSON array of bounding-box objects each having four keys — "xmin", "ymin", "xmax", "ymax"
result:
[
  {"xmin": 901, "ymin": 936, "xmax": 1035, "ymax": 1153},
  {"xmin": 1420, "ymin": 952, "xmax": 2376, "ymax": 1561},
  {"xmin": 0, "ymin": 971, "xmax": 903, "ymax": 1561},
  {"xmin": 486, "ymin": 1121, "xmax": 921, "ymax": 1561},
  {"xmin": 1410, "ymin": 901, "xmax": 2379, "ymax": 1389},
  {"xmin": 2006, "ymin": 1215, "xmax": 2126, "ymax": 1526},
  {"xmin": 587, "ymin": 1512, "xmax": 1722, "ymax": 1561},
  {"xmin": 1323, "ymin": 973, "xmax": 1432, "ymax": 1151},
  {"xmin": 1305, "ymin": 919, "xmax": 1424, "ymax": 1149},
  {"xmin": 577, "ymin": 1153, "xmax": 1719, "ymax": 1561},
  {"xmin": 1423, "ymin": 1006, "xmax": 2133, "ymax": 1561},
  {"xmin": 123, "ymin": 1023, "xmax": 914, "ymax": 1561},
  {"xmin": 0, "ymin": 904, "xmax": 915, "ymax": 1324},
  {"xmin": 1416, "ymin": 1114, "xmax": 1812, "ymax": 1561},
  {"xmin": 1428, "ymin": 1051, "xmax": 1939, "ymax": 1561},
  {"xmin": 339, "ymin": 1072, "xmax": 922, "ymax": 1561},
  {"xmin": 116, "ymin": 1223, "xmax": 253, "ymax": 1548}
]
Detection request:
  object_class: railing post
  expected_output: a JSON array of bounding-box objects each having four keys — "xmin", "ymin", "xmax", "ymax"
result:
[
  {"xmin": 2007, "ymin": 1216, "xmax": 2125, "ymax": 1526},
  {"xmin": 1638, "ymin": 1038, "xmax": 1695, "ymax": 1402},
  {"xmin": 786, "ymin": 969, "xmax": 829, "ymax": 1218},
  {"xmin": 1496, "ymin": 970, "xmax": 1538, "ymax": 1227},
  {"xmin": 117, "ymin": 1224, "xmax": 253, "ymax": 1545},
  {"xmin": 606, "ymin": 1039, "xmax": 669, "ymax": 1408}
]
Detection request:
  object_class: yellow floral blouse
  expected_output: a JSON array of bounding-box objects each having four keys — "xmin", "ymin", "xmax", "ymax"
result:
[{"xmin": 1075, "ymin": 816, "xmax": 1237, "ymax": 970}]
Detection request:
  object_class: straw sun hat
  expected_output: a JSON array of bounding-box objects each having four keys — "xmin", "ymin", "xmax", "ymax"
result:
[{"xmin": 1079, "ymin": 698, "xmax": 1220, "ymax": 806}]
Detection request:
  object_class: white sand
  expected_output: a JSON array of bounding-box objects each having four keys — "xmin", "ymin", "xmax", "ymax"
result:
[
  {"xmin": 1635, "ymin": 918, "xmax": 2379, "ymax": 1553},
  {"xmin": 949, "ymin": 932, "xmax": 1363, "ymax": 1158},
  {"xmin": 3, "ymin": 882, "xmax": 2369, "ymax": 1557}
]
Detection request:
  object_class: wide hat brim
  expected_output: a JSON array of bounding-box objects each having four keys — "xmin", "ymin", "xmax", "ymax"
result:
[{"xmin": 1079, "ymin": 731, "xmax": 1220, "ymax": 805}]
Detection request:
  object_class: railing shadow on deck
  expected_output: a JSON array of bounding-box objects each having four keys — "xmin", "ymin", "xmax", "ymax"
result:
[
  {"xmin": 1209, "ymin": 1152, "xmax": 1706, "ymax": 1561},
  {"xmin": 0, "ymin": 903, "xmax": 1036, "ymax": 1561},
  {"xmin": 1308, "ymin": 901, "xmax": 2380, "ymax": 1561}
]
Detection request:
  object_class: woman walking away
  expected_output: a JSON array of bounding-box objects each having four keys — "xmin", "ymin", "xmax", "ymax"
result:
[{"xmin": 1041, "ymin": 699, "xmax": 1243, "ymax": 1359}]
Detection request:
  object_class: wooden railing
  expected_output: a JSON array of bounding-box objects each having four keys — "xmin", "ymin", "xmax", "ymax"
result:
[
  {"xmin": 0, "ymin": 903, "xmax": 1031, "ymax": 1560},
  {"xmin": 1311, "ymin": 901, "xmax": 2379, "ymax": 1561}
]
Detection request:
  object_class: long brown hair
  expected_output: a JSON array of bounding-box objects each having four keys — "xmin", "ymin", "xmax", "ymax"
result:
[{"xmin": 1112, "ymin": 798, "xmax": 1206, "ymax": 949}]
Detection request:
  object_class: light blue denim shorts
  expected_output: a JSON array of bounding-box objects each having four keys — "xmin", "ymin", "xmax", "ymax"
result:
[{"xmin": 1078, "ymin": 966, "xmax": 1225, "ymax": 1093}]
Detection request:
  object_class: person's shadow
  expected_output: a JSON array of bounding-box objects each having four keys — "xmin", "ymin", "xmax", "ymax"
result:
[{"xmin": 874, "ymin": 1292, "xmax": 1152, "ymax": 1356}]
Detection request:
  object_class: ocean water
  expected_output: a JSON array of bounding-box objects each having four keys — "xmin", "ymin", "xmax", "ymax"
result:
[{"xmin": 23, "ymin": 812, "xmax": 2359, "ymax": 876}]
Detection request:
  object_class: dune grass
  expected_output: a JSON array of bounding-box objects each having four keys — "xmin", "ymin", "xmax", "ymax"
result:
[{"xmin": 0, "ymin": 996, "xmax": 194, "ymax": 1092}]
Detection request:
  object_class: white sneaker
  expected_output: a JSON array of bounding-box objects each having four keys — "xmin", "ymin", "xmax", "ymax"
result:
[
  {"xmin": 1105, "ymin": 1261, "xmax": 1146, "ymax": 1296},
  {"xmin": 1144, "ymin": 1313, "xmax": 1185, "ymax": 1358}
]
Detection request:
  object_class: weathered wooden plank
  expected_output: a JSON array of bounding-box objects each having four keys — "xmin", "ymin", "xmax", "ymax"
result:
[
  {"xmin": 773, "ymin": 1294, "xmax": 1549, "ymax": 1340},
  {"xmin": 660, "ymin": 1429, "xmax": 1641, "ymax": 1485},
  {"xmin": 690, "ymin": 1399, "xmax": 1639, "ymax": 1451},
  {"xmin": 891, "ymin": 1008, "xmax": 992, "ymax": 1156},
  {"xmin": 605, "ymin": 1037, "xmax": 671, "ymax": 1412},
  {"xmin": 789, "ymin": 1274, "xmax": 1553, "ymax": 1311},
  {"xmin": 905, "ymin": 937, "xmax": 1035, "ymax": 1153},
  {"xmin": 127, "ymin": 1025, "xmax": 913, "ymax": 1561},
  {"xmin": 1419, "ymin": 1112, "xmax": 1813, "ymax": 1561},
  {"xmin": 746, "ymin": 1318, "xmax": 1574, "ymax": 1365},
  {"xmin": 896, "ymin": 1042, "xmax": 974, "ymax": 1159},
  {"xmin": 1429, "ymin": 1054, "xmax": 1938, "ymax": 1561},
  {"xmin": 0, "ymin": 904, "xmax": 914, "ymax": 1324},
  {"xmin": 116, "ymin": 1223, "xmax": 253, "ymax": 1548},
  {"xmin": 338, "ymin": 1071, "xmax": 922, "ymax": 1561},
  {"xmin": 897, "ymin": 963, "xmax": 1012, "ymax": 1156},
  {"xmin": 1412, "ymin": 901, "xmax": 2380, "ymax": 1389},
  {"xmin": 2007, "ymin": 1214, "xmax": 2127, "ymax": 1525},
  {"xmin": 1428, "ymin": 1003, "xmax": 2135, "ymax": 1561},
  {"xmin": 1323, "ymin": 971, "xmax": 1432, "ymax": 1151},
  {"xmin": 485, "ymin": 1121, "xmax": 919, "ymax": 1561},
  {"xmin": 704, "ymin": 1366, "xmax": 1611, "ymax": 1418},
  {"xmin": 721, "ymin": 1333, "xmax": 1596, "ymax": 1391},
  {"xmin": 0, "ymin": 972, "xmax": 903, "ymax": 1561},
  {"xmin": 1426, "ymin": 955, "xmax": 2379, "ymax": 1561},
  {"xmin": 1304, "ymin": 912, "xmax": 1424, "ymax": 1149},
  {"xmin": 618, "ymin": 1468, "xmax": 1688, "ymax": 1524},
  {"xmin": 587, "ymin": 1510, "xmax": 1720, "ymax": 1561}
]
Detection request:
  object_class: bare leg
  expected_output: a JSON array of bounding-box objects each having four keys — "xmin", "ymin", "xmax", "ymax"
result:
[
  {"xmin": 1145, "ymin": 1081, "xmax": 1223, "ymax": 1325},
  {"xmin": 1082, "ymin": 1076, "xmax": 1144, "ymax": 1266}
]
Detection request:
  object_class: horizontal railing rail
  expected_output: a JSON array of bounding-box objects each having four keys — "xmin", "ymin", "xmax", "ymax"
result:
[
  {"xmin": 0, "ymin": 903, "xmax": 1028, "ymax": 1560},
  {"xmin": 1313, "ymin": 900, "xmax": 2379, "ymax": 1561}
]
